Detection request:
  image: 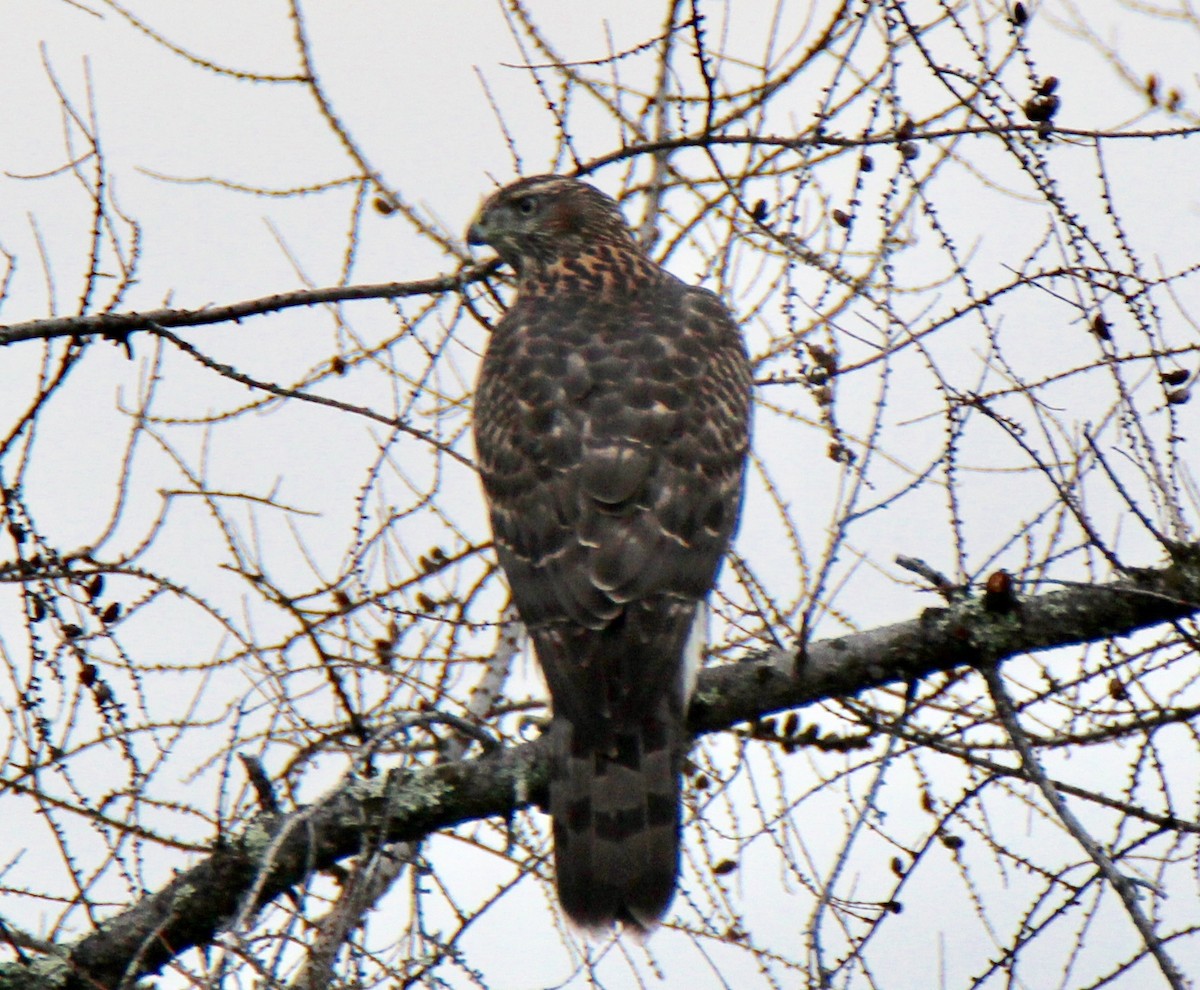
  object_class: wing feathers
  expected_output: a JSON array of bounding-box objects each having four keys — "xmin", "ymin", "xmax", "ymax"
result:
[{"xmin": 578, "ymin": 443, "xmax": 652, "ymax": 505}]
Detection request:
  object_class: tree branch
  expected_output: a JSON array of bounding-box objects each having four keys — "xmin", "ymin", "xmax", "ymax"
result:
[
  {"xmin": 982, "ymin": 666, "xmax": 1187, "ymax": 990},
  {"xmin": 6, "ymin": 551, "xmax": 1199, "ymax": 990},
  {"xmin": 0, "ymin": 263, "xmax": 499, "ymax": 347}
]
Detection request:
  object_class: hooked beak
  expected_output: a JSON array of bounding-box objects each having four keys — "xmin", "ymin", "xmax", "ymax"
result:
[{"xmin": 467, "ymin": 219, "xmax": 488, "ymax": 247}]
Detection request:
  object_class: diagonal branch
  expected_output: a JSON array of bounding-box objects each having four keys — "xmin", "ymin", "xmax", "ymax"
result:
[
  {"xmin": 982, "ymin": 665, "xmax": 1187, "ymax": 990},
  {"xmin": 8, "ymin": 551, "xmax": 1200, "ymax": 990}
]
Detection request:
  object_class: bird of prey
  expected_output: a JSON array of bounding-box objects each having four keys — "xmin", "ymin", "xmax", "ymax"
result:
[{"xmin": 467, "ymin": 175, "xmax": 752, "ymax": 931}]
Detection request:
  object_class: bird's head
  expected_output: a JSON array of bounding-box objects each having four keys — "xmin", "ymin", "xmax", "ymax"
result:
[{"xmin": 466, "ymin": 175, "xmax": 636, "ymax": 273}]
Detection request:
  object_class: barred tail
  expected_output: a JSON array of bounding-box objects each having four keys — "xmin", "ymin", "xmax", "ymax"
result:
[{"xmin": 548, "ymin": 705, "xmax": 685, "ymax": 931}]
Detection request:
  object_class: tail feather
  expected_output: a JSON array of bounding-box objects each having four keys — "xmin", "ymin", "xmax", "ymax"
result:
[{"xmin": 548, "ymin": 707, "xmax": 685, "ymax": 931}]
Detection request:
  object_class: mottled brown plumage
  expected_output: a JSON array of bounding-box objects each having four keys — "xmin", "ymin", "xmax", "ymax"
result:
[{"xmin": 468, "ymin": 175, "xmax": 751, "ymax": 931}]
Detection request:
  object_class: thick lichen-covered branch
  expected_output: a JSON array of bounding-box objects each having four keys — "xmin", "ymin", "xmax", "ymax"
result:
[{"xmin": 4, "ymin": 552, "xmax": 1198, "ymax": 990}]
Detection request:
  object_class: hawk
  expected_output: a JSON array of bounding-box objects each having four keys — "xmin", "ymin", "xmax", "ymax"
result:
[{"xmin": 467, "ymin": 175, "xmax": 751, "ymax": 931}]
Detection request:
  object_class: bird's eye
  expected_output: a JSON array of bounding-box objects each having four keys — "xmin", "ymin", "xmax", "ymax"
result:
[{"xmin": 515, "ymin": 196, "xmax": 537, "ymax": 216}]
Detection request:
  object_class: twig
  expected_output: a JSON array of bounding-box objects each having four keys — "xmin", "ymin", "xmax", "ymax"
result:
[
  {"xmin": 149, "ymin": 325, "xmax": 474, "ymax": 470},
  {"xmin": 895, "ymin": 554, "xmax": 960, "ymax": 600},
  {"xmin": 239, "ymin": 754, "xmax": 280, "ymax": 814}
]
